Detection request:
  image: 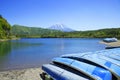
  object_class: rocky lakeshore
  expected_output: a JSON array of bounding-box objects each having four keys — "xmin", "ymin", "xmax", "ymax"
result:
[
  {"xmin": 100, "ymin": 40, "xmax": 120, "ymax": 49},
  {"xmin": 0, "ymin": 68, "xmax": 43, "ymax": 80}
]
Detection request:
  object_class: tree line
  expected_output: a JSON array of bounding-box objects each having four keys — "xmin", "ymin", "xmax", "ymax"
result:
[
  {"xmin": 11, "ymin": 25, "xmax": 120, "ymax": 39},
  {"xmin": 0, "ymin": 15, "xmax": 120, "ymax": 39}
]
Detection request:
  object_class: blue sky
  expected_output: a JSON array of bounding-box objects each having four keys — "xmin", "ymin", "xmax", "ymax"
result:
[{"xmin": 0, "ymin": 0, "xmax": 120, "ymax": 31}]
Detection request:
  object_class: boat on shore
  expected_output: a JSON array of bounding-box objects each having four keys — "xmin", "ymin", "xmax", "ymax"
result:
[
  {"xmin": 41, "ymin": 48, "xmax": 120, "ymax": 80},
  {"xmin": 103, "ymin": 38, "xmax": 118, "ymax": 43}
]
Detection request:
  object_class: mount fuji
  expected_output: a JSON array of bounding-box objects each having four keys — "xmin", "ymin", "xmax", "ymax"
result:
[{"xmin": 48, "ymin": 24, "xmax": 74, "ymax": 32}]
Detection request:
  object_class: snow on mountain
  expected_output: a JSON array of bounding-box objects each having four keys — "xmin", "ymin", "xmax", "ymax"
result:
[{"xmin": 48, "ymin": 24, "xmax": 74, "ymax": 32}]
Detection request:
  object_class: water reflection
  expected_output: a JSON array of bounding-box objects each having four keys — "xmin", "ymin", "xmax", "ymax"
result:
[
  {"xmin": 0, "ymin": 41, "xmax": 11, "ymax": 56},
  {"xmin": 11, "ymin": 40, "xmax": 42, "ymax": 50},
  {"xmin": 0, "ymin": 40, "xmax": 42, "ymax": 56},
  {"xmin": 0, "ymin": 40, "xmax": 42, "ymax": 71},
  {"xmin": 0, "ymin": 38, "xmax": 105, "ymax": 71}
]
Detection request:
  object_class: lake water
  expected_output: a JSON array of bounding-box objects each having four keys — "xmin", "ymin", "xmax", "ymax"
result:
[{"xmin": 0, "ymin": 38, "xmax": 106, "ymax": 71}]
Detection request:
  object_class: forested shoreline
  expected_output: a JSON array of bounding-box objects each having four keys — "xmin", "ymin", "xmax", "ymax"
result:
[
  {"xmin": 0, "ymin": 15, "xmax": 11, "ymax": 39},
  {"xmin": 0, "ymin": 15, "xmax": 120, "ymax": 39},
  {"xmin": 12, "ymin": 25, "xmax": 120, "ymax": 39}
]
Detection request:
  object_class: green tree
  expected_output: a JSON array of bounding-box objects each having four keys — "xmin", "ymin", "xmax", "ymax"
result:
[{"xmin": 0, "ymin": 15, "xmax": 11, "ymax": 38}]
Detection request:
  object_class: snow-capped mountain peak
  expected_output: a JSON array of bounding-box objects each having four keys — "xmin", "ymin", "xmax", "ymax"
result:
[{"xmin": 48, "ymin": 24, "xmax": 74, "ymax": 32}]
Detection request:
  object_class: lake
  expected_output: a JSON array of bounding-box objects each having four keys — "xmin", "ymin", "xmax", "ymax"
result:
[{"xmin": 0, "ymin": 38, "xmax": 106, "ymax": 71}]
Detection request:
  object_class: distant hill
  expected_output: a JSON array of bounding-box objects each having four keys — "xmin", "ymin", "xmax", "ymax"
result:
[
  {"xmin": 0, "ymin": 15, "xmax": 11, "ymax": 39},
  {"xmin": 11, "ymin": 25, "xmax": 63, "ymax": 38},
  {"xmin": 1, "ymin": 15, "xmax": 119, "ymax": 39},
  {"xmin": 48, "ymin": 24, "xmax": 74, "ymax": 32},
  {"xmin": 65, "ymin": 28, "xmax": 120, "ymax": 38},
  {"xmin": 11, "ymin": 24, "xmax": 120, "ymax": 38}
]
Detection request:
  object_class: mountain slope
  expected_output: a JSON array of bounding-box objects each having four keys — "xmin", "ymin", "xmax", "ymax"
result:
[
  {"xmin": 12, "ymin": 25, "xmax": 62, "ymax": 37},
  {"xmin": 48, "ymin": 24, "xmax": 74, "ymax": 32},
  {"xmin": 11, "ymin": 25, "xmax": 120, "ymax": 38}
]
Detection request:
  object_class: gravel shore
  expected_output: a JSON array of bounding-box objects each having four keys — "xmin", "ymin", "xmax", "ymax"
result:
[
  {"xmin": 100, "ymin": 40, "xmax": 120, "ymax": 47},
  {"xmin": 0, "ymin": 68, "xmax": 43, "ymax": 80}
]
